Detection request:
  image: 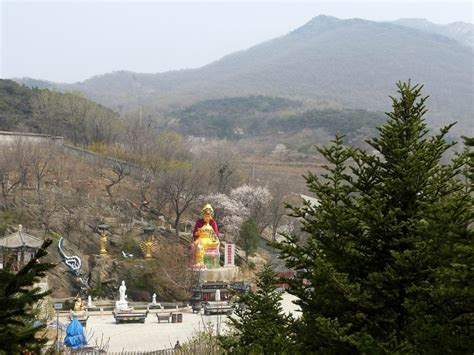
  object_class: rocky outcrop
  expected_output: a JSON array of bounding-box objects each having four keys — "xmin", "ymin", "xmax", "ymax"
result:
[{"xmin": 88, "ymin": 255, "xmax": 119, "ymax": 300}]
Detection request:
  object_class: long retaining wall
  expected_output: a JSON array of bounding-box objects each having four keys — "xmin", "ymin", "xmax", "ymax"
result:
[
  {"xmin": 0, "ymin": 131, "xmax": 149, "ymax": 178},
  {"xmin": 62, "ymin": 144, "xmax": 148, "ymax": 178},
  {"xmin": 0, "ymin": 130, "xmax": 63, "ymax": 145}
]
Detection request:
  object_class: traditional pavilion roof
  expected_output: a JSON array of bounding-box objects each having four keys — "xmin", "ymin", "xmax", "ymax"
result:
[{"xmin": 0, "ymin": 225, "xmax": 43, "ymax": 249}]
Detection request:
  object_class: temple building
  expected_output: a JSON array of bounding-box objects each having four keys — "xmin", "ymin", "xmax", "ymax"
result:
[{"xmin": 0, "ymin": 225, "xmax": 43, "ymax": 271}]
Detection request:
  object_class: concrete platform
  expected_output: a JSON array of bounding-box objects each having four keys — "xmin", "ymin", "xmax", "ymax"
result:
[
  {"xmin": 195, "ymin": 265, "xmax": 240, "ymax": 282},
  {"xmin": 63, "ymin": 310, "xmax": 230, "ymax": 352},
  {"xmin": 59, "ymin": 293, "xmax": 300, "ymax": 352}
]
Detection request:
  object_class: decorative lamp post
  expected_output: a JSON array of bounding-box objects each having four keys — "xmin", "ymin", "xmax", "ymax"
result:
[
  {"xmin": 140, "ymin": 226, "xmax": 156, "ymax": 260},
  {"xmin": 143, "ymin": 226, "xmax": 155, "ymax": 236},
  {"xmin": 98, "ymin": 224, "xmax": 109, "ymax": 256}
]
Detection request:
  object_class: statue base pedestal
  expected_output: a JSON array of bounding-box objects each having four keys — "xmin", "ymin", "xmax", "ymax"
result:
[
  {"xmin": 194, "ymin": 265, "xmax": 240, "ymax": 282},
  {"xmin": 115, "ymin": 300, "xmax": 131, "ymax": 312}
]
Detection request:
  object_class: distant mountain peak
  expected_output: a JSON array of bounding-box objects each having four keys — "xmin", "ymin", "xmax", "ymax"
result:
[
  {"xmin": 292, "ymin": 15, "xmax": 374, "ymax": 37},
  {"xmin": 306, "ymin": 14, "xmax": 340, "ymax": 23},
  {"xmin": 393, "ymin": 18, "xmax": 473, "ymax": 48},
  {"xmin": 292, "ymin": 15, "xmax": 344, "ymax": 35},
  {"xmin": 395, "ymin": 18, "xmax": 431, "ymax": 24}
]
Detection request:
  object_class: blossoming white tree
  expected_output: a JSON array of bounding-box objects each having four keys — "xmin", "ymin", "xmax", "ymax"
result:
[
  {"xmin": 202, "ymin": 184, "xmax": 272, "ymax": 241},
  {"xmin": 230, "ymin": 184, "xmax": 271, "ymax": 231}
]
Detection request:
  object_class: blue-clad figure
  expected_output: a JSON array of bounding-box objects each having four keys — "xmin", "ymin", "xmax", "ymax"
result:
[{"xmin": 64, "ymin": 318, "xmax": 87, "ymax": 349}]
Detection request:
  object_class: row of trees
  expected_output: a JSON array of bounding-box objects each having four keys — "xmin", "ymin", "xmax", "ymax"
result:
[
  {"xmin": 219, "ymin": 82, "xmax": 473, "ymax": 353},
  {"xmin": 0, "ymin": 80, "xmax": 123, "ymax": 146}
]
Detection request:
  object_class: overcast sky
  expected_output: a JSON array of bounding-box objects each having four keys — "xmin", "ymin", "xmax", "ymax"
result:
[{"xmin": 1, "ymin": 1, "xmax": 472, "ymax": 83}]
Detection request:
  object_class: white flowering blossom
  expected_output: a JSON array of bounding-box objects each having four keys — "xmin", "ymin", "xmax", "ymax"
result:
[
  {"xmin": 230, "ymin": 184, "xmax": 271, "ymax": 227},
  {"xmin": 200, "ymin": 184, "xmax": 272, "ymax": 239},
  {"xmin": 221, "ymin": 215, "xmax": 245, "ymax": 242},
  {"xmin": 201, "ymin": 193, "xmax": 249, "ymax": 220}
]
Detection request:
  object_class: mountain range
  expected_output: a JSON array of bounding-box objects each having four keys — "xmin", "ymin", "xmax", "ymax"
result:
[
  {"xmin": 392, "ymin": 18, "xmax": 474, "ymax": 48},
  {"xmin": 15, "ymin": 16, "xmax": 474, "ymax": 134}
]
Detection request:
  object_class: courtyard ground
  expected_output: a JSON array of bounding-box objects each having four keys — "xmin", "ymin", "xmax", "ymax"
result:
[{"xmin": 59, "ymin": 293, "xmax": 300, "ymax": 352}]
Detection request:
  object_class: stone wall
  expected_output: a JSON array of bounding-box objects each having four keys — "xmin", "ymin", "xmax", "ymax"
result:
[
  {"xmin": 0, "ymin": 130, "xmax": 63, "ymax": 145},
  {"xmin": 62, "ymin": 144, "xmax": 148, "ymax": 178},
  {"xmin": 0, "ymin": 131, "xmax": 148, "ymax": 178}
]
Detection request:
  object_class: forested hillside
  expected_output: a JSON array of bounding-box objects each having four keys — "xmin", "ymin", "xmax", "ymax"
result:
[
  {"xmin": 0, "ymin": 80, "xmax": 123, "ymax": 146},
  {"xmin": 169, "ymin": 96, "xmax": 302, "ymax": 138},
  {"xmin": 167, "ymin": 95, "xmax": 385, "ymax": 140}
]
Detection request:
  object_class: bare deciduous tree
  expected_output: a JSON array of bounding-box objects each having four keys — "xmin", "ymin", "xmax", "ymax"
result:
[
  {"xmin": 157, "ymin": 244, "xmax": 195, "ymax": 297},
  {"xmin": 267, "ymin": 179, "xmax": 290, "ymax": 241},
  {"xmin": 0, "ymin": 138, "xmax": 34, "ymax": 206},
  {"xmin": 157, "ymin": 165, "xmax": 208, "ymax": 236},
  {"xmin": 210, "ymin": 147, "xmax": 240, "ymax": 194},
  {"xmin": 37, "ymin": 193, "xmax": 61, "ymax": 234},
  {"xmin": 101, "ymin": 162, "xmax": 130, "ymax": 199},
  {"xmin": 30, "ymin": 143, "xmax": 55, "ymax": 201},
  {"xmin": 138, "ymin": 171, "xmax": 154, "ymax": 213}
]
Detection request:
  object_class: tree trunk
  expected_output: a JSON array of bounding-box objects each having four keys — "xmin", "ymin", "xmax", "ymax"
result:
[{"xmin": 174, "ymin": 213, "xmax": 181, "ymax": 237}]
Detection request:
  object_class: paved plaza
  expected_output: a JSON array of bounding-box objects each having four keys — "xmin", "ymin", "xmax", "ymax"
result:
[{"xmin": 60, "ymin": 293, "xmax": 300, "ymax": 352}]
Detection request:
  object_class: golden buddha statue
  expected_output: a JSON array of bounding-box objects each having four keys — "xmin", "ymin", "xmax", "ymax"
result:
[
  {"xmin": 73, "ymin": 297, "xmax": 83, "ymax": 312},
  {"xmin": 192, "ymin": 204, "xmax": 220, "ymax": 269}
]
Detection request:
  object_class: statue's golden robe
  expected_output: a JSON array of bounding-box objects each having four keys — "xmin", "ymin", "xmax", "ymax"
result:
[{"xmin": 193, "ymin": 223, "xmax": 220, "ymax": 269}]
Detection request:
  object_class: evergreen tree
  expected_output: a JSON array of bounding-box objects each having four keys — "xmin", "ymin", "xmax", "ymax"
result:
[
  {"xmin": 220, "ymin": 264, "xmax": 294, "ymax": 354},
  {"xmin": 463, "ymin": 136, "xmax": 474, "ymax": 184},
  {"xmin": 276, "ymin": 82, "xmax": 473, "ymax": 353},
  {"xmin": 0, "ymin": 239, "xmax": 55, "ymax": 353},
  {"xmin": 238, "ymin": 218, "xmax": 259, "ymax": 262}
]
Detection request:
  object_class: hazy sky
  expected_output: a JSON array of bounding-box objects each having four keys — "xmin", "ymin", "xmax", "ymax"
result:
[{"xmin": 1, "ymin": 1, "xmax": 472, "ymax": 83}]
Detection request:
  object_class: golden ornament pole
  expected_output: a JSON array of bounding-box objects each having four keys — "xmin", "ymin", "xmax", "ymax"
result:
[{"xmin": 98, "ymin": 224, "xmax": 109, "ymax": 256}]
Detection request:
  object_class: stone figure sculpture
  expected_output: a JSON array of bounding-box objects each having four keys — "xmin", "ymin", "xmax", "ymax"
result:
[
  {"xmin": 115, "ymin": 280, "xmax": 130, "ymax": 311},
  {"xmin": 119, "ymin": 280, "xmax": 127, "ymax": 302}
]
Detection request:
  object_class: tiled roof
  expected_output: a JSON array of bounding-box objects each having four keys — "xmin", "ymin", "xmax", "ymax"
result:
[{"xmin": 0, "ymin": 225, "xmax": 43, "ymax": 249}]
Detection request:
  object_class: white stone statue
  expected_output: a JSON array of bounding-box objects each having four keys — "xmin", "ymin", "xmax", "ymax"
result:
[
  {"xmin": 152, "ymin": 293, "xmax": 157, "ymax": 304},
  {"xmin": 87, "ymin": 295, "xmax": 92, "ymax": 308},
  {"xmin": 215, "ymin": 289, "xmax": 221, "ymax": 302},
  {"xmin": 115, "ymin": 280, "xmax": 130, "ymax": 311},
  {"xmin": 119, "ymin": 280, "xmax": 127, "ymax": 302}
]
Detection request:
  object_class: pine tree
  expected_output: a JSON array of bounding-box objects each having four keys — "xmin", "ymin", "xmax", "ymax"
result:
[
  {"xmin": 276, "ymin": 82, "xmax": 473, "ymax": 353},
  {"xmin": 220, "ymin": 264, "xmax": 294, "ymax": 353},
  {"xmin": 238, "ymin": 218, "xmax": 259, "ymax": 262},
  {"xmin": 0, "ymin": 239, "xmax": 55, "ymax": 353},
  {"xmin": 463, "ymin": 136, "xmax": 474, "ymax": 184}
]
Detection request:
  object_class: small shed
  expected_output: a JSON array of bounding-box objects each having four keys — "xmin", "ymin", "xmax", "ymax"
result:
[{"xmin": 0, "ymin": 225, "xmax": 43, "ymax": 271}]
